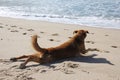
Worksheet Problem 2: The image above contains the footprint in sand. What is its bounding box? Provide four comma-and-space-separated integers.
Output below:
11, 30, 19, 32
19, 27, 23, 29
51, 33, 59, 36
49, 39, 54, 41
49, 39, 61, 42
105, 34, 109, 36
0, 26, 3, 28
8, 28, 11, 30
86, 41, 95, 44
40, 70, 47, 73
61, 68, 74, 74
67, 63, 79, 69
5, 24, 8, 26
23, 33, 27, 35
62, 63, 79, 68
11, 25, 17, 27
60, 63, 80, 74
27, 29, 34, 31
40, 31, 45, 34
111, 46, 118, 48
103, 50, 110, 53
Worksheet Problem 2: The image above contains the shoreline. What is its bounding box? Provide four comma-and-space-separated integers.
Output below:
0, 16, 120, 30
0, 16, 120, 80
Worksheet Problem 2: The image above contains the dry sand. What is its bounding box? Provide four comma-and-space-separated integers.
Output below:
0, 17, 120, 80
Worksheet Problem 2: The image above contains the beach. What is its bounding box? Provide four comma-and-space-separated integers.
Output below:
0, 17, 120, 80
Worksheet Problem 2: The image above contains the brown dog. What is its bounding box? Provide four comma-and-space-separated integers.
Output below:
10, 30, 89, 69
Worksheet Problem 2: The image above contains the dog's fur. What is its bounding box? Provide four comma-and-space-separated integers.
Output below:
10, 30, 89, 69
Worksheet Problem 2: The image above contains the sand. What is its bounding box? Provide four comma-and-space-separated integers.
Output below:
0, 17, 120, 80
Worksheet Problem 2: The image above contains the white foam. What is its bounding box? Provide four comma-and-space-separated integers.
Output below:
0, 7, 120, 29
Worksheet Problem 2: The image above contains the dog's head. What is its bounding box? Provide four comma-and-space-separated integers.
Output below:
73, 30, 89, 39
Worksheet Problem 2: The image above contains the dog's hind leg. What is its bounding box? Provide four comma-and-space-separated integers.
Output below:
19, 55, 41, 69
19, 56, 31, 69
20, 54, 53, 69
10, 55, 29, 62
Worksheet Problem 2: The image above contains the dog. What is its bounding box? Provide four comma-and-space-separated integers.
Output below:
10, 30, 89, 69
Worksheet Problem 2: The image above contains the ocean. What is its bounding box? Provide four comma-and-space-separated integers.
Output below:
0, 0, 120, 29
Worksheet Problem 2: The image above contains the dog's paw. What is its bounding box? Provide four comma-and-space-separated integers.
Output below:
19, 63, 26, 69
10, 57, 17, 62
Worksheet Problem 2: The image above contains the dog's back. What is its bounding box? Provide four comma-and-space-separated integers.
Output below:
32, 30, 88, 60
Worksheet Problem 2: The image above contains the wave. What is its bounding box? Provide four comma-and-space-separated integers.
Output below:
0, 1, 120, 29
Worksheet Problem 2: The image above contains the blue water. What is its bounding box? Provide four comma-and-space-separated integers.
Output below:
0, 0, 120, 29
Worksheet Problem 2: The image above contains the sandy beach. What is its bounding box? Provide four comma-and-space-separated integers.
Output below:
0, 17, 120, 80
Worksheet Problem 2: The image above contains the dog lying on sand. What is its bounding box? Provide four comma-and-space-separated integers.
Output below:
10, 30, 89, 69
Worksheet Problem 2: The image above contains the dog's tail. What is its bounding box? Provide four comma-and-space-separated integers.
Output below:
32, 35, 47, 53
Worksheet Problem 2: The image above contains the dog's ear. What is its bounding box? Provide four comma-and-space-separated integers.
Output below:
73, 30, 78, 34
85, 30, 89, 34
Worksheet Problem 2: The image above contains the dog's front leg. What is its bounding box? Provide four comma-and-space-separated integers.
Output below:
86, 48, 100, 52
79, 47, 87, 54
80, 43, 87, 54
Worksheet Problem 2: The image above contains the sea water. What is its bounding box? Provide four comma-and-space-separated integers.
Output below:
0, 0, 120, 29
